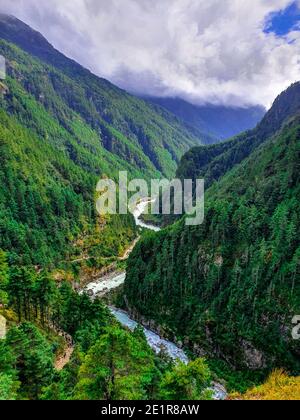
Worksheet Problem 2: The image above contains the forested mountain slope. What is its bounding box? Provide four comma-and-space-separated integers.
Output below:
158, 82, 300, 227
0, 14, 210, 267
177, 82, 300, 188
125, 95, 300, 372
0, 109, 139, 266
0, 254, 213, 401
0, 15, 219, 401
0, 14, 209, 178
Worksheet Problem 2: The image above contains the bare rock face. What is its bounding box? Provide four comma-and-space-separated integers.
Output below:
0, 315, 6, 339
242, 340, 266, 369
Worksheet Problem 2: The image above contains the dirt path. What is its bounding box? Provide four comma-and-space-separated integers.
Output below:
55, 237, 140, 367
50, 324, 75, 371
55, 344, 74, 371
119, 236, 140, 261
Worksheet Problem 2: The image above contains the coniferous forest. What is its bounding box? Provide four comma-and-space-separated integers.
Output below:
0, 10, 299, 402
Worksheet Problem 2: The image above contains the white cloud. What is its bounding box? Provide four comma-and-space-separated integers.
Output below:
0, 0, 299, 107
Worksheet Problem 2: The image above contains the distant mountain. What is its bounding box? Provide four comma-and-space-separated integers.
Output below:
145, 96, 266, 140
125, 82, 300, 372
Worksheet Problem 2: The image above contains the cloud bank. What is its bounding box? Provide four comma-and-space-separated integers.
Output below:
0, 0, 299, 107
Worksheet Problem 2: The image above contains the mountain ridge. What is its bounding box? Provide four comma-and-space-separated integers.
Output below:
0, 14, 214, 151
145, 96, 266, 140
0, 14, 210, 179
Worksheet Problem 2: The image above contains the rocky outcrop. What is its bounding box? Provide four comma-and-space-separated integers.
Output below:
241, 340, 266, 370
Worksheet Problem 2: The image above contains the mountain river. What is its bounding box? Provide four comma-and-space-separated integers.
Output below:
83, 198, 227, 400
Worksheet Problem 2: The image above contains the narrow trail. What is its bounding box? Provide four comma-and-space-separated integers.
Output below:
69, 237, 141, 264
49, 323, 75, 371
119, 236, 140, 261
54, 236, 141, 369
0, 314, 7, 339
55, 344, 74, 371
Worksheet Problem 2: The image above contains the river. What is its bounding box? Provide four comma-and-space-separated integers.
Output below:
83, 198, 227, 400
109, 307, 189, 364
132, 198, 161, 232
82, 198, 191, 364
82, 198, 158, 297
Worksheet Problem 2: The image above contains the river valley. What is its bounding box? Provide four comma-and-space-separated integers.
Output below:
82, 198, 193, 363
82, 198, 227, 400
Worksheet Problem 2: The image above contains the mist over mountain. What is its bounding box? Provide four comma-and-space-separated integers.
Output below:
0, 1, 299, 108
145, 96, 266, 140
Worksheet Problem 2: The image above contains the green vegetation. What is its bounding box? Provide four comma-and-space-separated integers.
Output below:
0, 17, 215, 401
159, 359, 212, 400
160, 83, 300, 226
0, 108, 136, 266
0, 33, 203, 179
5, 323, 54, 399
0, 263, 109, 400
207, 359, 267, 394
147, 96, 265, 141
0, 31, 206, 268
0, 14, 299, 400
177, 83, 300, 188
125, 106, 300, 373
0, 253, 212, 400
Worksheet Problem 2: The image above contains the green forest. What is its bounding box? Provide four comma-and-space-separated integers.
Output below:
125, 86, 300, 375
0, 16, 217, 401
0, 31, 209, 268
0, 13, 299, 401
0, 251, 213, 400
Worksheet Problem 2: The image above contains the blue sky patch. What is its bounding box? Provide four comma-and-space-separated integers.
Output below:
264, 1, 300, 36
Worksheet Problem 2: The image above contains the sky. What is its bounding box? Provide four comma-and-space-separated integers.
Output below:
0, 0, 299, 108
265, 1, 300, 35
